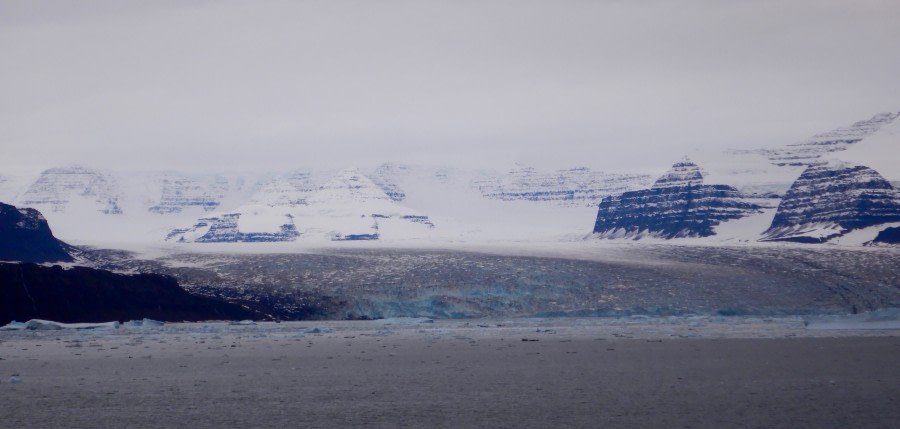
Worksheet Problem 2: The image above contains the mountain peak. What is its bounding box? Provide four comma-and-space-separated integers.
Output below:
306, 169, 392, 206
0, 201, 72, 262
761, 161, 900, 243
651, 159, 704, 189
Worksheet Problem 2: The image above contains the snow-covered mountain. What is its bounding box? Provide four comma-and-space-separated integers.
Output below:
592, 111, 900, 244
368, 163, 409, 202
247, 170, 319, 207
299, 168, 435, 240
694, 112, 900, 197
0, 166, 261, 244
592, 159, 766, 239
168, 168, 435, 242
839, 113, 900, 186
2, 163, 599, 244
148, 174, 243, 214
2, 111, 896, 247
758, 112, 899, 167
760, 161, 900, 243
19, 166, 123, 215
473, 165, 652, 207
165, 163, 643, 244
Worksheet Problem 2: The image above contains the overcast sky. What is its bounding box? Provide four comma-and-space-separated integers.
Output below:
2, 0, 899, 173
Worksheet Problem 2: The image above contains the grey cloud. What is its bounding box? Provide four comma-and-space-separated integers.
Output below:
1, 0, 898, 172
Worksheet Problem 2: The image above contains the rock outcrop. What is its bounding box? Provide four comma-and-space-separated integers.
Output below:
0, 202, 72, 262
475, 165, 652, 207
167, 213, 300, 242
869, 226, 900, 245
592, 160, 762, 239
762, 162, 900, 243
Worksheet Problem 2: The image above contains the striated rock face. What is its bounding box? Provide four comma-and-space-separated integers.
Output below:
593, 160, 762, 239
756, 112, 899, 167
368, 164, 408, 202
651, 160, 706, 189
305, 168, 397, 206
761, 162, 900, 243
0, 202, 72, 262
249, 170, 318, 207
474, 165, 652, 207
19, 166, 122, 214
148, 175, 236, 214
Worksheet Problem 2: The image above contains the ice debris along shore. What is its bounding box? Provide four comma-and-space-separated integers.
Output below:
0, 312, 897, 340
0, 318, 164, 331
803, 308, 900, 330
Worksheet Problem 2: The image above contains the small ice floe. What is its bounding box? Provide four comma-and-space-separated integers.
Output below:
229, 320, 257, 326
304, 326, 333, 334
804, 308, 900, 330
0, 320, 119, 330
376, 317, 434, 325
0, 321, 27, 331
30, 320, 120, 330
123, 319, 165, 328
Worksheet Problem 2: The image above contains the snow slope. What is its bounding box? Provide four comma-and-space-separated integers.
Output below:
839, 114, 900, 183
168, 168, 436, 243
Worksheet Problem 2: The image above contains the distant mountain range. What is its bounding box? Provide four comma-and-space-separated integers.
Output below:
166, 168, 436, 242
592, 112, 900, 244
0, 163, 640, 243
1, 111, 897, 246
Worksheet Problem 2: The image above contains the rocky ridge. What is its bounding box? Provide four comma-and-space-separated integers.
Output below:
0, 201, 72, 262
737, 112, 899, 167
474, 165, 652, 207
593, 160, 764, 239
761, 162, 900, 243
19, 166, 122, 214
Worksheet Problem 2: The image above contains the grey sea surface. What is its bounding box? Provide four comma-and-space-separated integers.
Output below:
1, 317, 898, 428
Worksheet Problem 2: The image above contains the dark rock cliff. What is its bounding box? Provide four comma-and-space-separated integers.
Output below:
869, 227, 900, 245
0, 201, 73, 262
